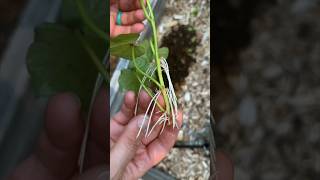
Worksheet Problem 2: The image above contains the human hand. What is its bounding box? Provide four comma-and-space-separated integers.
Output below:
110, 91, 183, 180
110, 0, 146, 38
8, 89, 108, 180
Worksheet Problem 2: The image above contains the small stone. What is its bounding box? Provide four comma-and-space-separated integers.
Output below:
192, 82, 199, 87
184, 92, 191, 102
173, 14, 184, 20
167, 20, 178, 27
201, 60, 209, 66
177, 130, 184, 141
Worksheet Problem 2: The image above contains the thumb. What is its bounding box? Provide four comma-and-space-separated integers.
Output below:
110, 115, 147, 178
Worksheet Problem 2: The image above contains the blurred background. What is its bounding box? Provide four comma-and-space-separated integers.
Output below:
213, 0, 320, 179
0, 0, 70, 178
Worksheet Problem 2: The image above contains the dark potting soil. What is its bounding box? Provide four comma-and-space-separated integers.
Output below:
0, 0, 29, 61
212, 0, 276, 122
160, 24, 199, 94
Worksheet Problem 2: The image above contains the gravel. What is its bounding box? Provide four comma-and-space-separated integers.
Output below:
154, 0, 211, 179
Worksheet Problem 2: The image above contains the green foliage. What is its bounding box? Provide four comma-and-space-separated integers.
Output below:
119, 69, 141, 92
119, 54, 152, 92
27, 0, 107, 110
110, 34, 147, 59
159, 47, 169, 59
27, 23, 106, 109
114, 37, 169, 92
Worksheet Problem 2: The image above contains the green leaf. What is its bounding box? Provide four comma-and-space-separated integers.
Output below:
119, 69, 140, 92
129, 54, 151, 72
110, 34, 146, 59
27, 23, 106, 109
110, 34, 138, 48
124, 55, 156, 93
145, 45, 169, 60
159, 47, 169, 59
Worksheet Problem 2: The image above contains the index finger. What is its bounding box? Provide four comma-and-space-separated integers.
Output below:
119, 0, 146, 12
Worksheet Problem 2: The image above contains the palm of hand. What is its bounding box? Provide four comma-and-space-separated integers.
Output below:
110, 91, 183, 179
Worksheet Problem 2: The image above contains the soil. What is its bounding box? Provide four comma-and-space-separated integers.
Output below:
0, 0, 28, 60
161, 24, 199, 94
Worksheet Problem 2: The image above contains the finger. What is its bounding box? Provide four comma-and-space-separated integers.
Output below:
110, 115, 146, 178
121, 9, 145, 25
110, 90, 161, 147
112, 91, 136, 125
128, 110, 183, 178
112, 112, 163, 149
138, 94, 166, 144
215, 151, 234, 180
153, 93, 165, 114
110, 91, 136, 147
110, 90, 152, 147
119, 0, 145, 12
140, 114, 163, 145
145, 110, 183, 166
137, 90, 152, 114
85, 88, 108, 169
111, 23, 145, 37
138, 91, 165, 115
38, 93, 84, 178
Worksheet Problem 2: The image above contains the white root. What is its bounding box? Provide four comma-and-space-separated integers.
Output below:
147, 113, 167, 137
159, 114, 168, 135
134, 63, 156, 116
136, 90, 161, 138
161, 58, 179, 128
145, 90, 161, 137
135, 58, 180, 138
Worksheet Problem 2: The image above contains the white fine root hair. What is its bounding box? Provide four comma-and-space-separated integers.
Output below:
147, 113, 167, 137
135, 58, 180, 139
161, 58, 179, 128
145, 90, 161, 137
134, 63, 156, 116
136, 90, 161, 138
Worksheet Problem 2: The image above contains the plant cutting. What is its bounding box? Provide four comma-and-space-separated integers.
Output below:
111, 0, 179, 138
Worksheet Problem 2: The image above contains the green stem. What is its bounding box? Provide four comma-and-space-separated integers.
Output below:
75, 0, 108, 41
149, 40, 155, 56
140, 0, 151, 20
131, 45, 165, 112
140, 0, 170, 113
77, 32, 109, 84
136, 74, 165, 112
